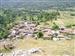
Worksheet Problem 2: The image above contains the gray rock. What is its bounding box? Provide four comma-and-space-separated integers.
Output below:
65, 36, 71, 40
27, 48, 42, 54
53, 37, 60, 41
3, 42, 15, 50
0, 53, 4, 56
12, 50, 30, 56
12, 48, 42, 56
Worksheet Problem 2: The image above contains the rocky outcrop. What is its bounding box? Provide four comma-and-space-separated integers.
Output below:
3, 42, 15, 50
0, 53, 4, 56
0, 39, 15, 51
0, 48, 43, 56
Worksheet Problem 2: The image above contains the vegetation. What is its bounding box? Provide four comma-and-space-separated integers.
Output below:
0, 8, 75, 40
52, 22, 59, 30
0, 7, 75, 56
37, 31, 43, 38
0, 8, 60, 39
70, 13, 75, 16
0, 0, 75, 56
0, 9, 16, 39
0, 0, 75, 55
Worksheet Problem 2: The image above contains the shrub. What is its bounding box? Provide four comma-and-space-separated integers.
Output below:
66, 24, 75, 28
0, 28, 9, 39
52, 22, 59, 30
66, 24, 72, 28
72, 24, 75, 26
70, 13, 75, 16
37, 31, 43, 38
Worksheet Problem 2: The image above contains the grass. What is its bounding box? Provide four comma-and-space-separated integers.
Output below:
13, 38, 75, 56
44, 10, 75, 28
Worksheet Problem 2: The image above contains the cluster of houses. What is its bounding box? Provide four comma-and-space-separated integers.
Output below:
8, 21, 38, 39
8, 21, 75, 41
42, 27, 75, 40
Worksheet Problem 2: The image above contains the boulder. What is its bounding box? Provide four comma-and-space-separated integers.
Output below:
27, 48, 42, 54
12, 48, 42, 56
53, 37, 59, 41
12, 50, 29, 56
65, 36, 71, 40
0, 53, 4, 56
3, 42, 15, 50
32, 34, 38, 39
26, 34, 33, 38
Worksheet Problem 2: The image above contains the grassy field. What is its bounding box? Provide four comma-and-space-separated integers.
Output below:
41, 10, 75, 28
13, 38, 75, 56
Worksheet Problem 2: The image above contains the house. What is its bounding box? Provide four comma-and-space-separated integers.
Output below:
59, 28, 73, 35
42, 28, 53, 40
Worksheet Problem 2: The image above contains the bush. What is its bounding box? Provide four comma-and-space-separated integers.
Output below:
66, 24, 72, 28
66, 24, 75, 28
37, 31, 43, 38
72, 24, 75, 26
0, 28, 9, 39
70, 13, 75, 16
52, 22, 59, 30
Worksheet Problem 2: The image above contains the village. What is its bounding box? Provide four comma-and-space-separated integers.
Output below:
8, 21, 75, 41
0, 21, 75, 56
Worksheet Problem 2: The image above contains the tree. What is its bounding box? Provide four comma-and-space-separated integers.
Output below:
37, 31, 43, 38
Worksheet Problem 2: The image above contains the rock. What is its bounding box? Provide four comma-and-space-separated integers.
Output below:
65, 36, 71, 40
26, 34, 33, 39
12, 50, 30, 56
52, 30, 60, 37
0, 53, 4, 56
11, 30, 16, 35
53, 38, 59, 41
12, 48, 42, 56
27, 48, 42, 54
32, 34, 38, 39
15, 35, 20, 38
3, 42, 15, 50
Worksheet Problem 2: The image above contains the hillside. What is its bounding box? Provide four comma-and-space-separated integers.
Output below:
0, 9, 75, 56
0, 0, 75, 56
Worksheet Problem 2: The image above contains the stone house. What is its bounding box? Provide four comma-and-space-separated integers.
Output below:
42, 28, 53, 40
